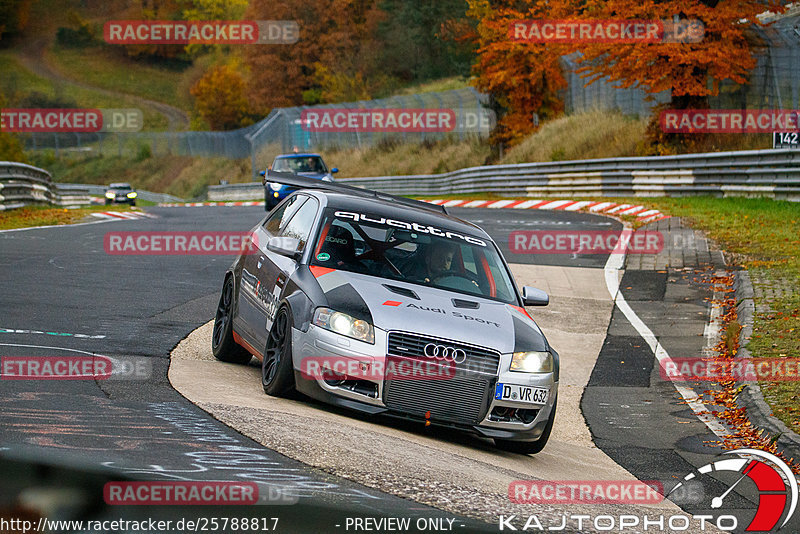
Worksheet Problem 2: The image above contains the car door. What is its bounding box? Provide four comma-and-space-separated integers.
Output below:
246, 194, 321, 352
236, 195, 306, 351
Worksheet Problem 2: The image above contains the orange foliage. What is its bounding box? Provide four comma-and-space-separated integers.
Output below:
243, 0, 384, 111
190, 64, 254, 130
466, 0, 568, 146
574, 0, 786, 102
468, 0, 787, 146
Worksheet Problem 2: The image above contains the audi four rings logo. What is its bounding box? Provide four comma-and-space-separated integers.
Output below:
423, 343, 467, 364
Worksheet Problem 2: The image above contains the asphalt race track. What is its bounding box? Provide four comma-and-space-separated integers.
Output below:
2, 205, 796, 533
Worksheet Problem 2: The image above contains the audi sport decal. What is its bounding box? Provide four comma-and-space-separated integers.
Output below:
382, 300, 402, 306
334, 211, 487, 246
402, 303, 501, 328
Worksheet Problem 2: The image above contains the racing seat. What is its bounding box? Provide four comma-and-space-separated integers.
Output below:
317, 225, 367, 273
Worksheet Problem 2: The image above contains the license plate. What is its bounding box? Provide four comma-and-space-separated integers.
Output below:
495, 383, 548, 404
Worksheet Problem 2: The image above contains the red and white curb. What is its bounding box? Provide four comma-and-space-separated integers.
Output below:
425, 199, 667, 223
90, 211, 158, 220
156, 198, 667, 222
159, 201, 262, 207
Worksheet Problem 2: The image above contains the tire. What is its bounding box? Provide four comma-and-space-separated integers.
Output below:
211, 276, 252, 364
494, 400, 557, 454
262, 306, 295, 397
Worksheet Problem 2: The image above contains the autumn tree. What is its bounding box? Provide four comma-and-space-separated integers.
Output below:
244, 0, 385, 111
466, 0, 569, 146
122, 0, 191, 61
575, 0, 785, 108
378, 0, 475, 83
562, 0, 787, 149
0, 0, 33, 43
190, 63, 254, 130
182, 0, 248, 57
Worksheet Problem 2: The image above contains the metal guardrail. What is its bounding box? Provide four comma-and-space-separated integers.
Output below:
0, 162, 184, 209
205, 148, 800, 202
207, 182, 264, 201
333, 148, 800, 201
0, 162, 64, 210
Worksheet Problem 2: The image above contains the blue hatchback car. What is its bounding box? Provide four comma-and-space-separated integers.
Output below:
262, 154, 337, 210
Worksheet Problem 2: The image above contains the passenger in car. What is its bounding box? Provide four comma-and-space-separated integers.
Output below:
317, 225, 369, 273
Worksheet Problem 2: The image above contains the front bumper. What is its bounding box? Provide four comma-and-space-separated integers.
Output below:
291, 325, 558, 441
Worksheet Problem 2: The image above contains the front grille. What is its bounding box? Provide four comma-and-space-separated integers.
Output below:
383, 364, 492, 425
387, 332, 500, 375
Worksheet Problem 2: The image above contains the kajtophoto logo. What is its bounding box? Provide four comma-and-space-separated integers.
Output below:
499, 449, 798, 531
666, 449, 798, 532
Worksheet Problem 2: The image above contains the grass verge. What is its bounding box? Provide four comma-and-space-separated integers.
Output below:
47, 46, 193, 113
0, 52, 169, 131
0, 205, 133, 230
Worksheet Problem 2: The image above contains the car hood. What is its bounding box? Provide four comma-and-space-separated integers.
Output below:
297, 172, 329, 180
309, 267, 548, 354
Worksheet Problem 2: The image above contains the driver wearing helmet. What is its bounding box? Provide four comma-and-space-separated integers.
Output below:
403, 241, 457, 283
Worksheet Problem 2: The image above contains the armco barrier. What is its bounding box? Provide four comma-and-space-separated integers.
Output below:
0, 161, 57, 210
0, 161, 182, 209
332, 148, 800, 201
207, 182, 264, 202
205, 148, 800, 202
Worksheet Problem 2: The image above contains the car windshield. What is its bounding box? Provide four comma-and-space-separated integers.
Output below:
273, 156, 327, 174
310, 208, 518, 304
109, 184, 132, 191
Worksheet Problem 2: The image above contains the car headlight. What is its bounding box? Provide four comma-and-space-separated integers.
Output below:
105, 191, 115, 199
313, 307, 374, 344
269, 182, 282, 191
510, 351, 553, 373
126, 192, 137, 198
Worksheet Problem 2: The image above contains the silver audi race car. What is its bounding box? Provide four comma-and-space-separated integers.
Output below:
212, 174, 559, 453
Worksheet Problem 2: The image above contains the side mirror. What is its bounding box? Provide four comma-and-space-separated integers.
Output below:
267, 236, 301, 260
522, 286, 549, 307
331, 168, 339, 173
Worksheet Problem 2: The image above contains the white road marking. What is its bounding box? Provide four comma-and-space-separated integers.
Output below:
604, 226, 730, 438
